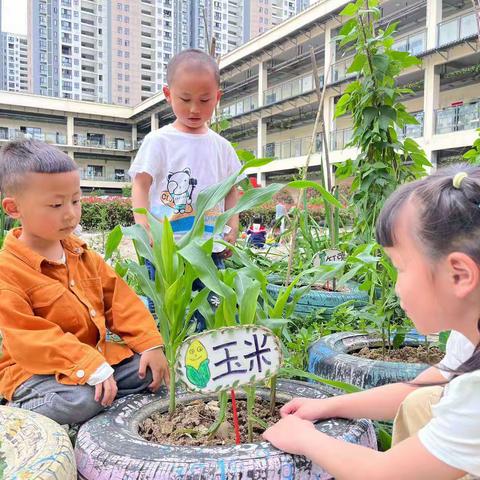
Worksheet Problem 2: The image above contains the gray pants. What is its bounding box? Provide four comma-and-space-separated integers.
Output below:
9, 354, 152, 425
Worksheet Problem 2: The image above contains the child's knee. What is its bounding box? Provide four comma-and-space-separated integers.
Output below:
402, 385, 443, 417
53, 387, 104, 425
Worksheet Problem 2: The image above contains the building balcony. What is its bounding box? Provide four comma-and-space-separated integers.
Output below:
397, 111, 424, 140
438, 11, 477, 48
393, 30, 427, 57
330, 128, 353, 151
80, 171, 131, 183
435, 99, 480, 134
74, 135, 135, 151
263, 134, 322, 159
264, 70, 319, 106
0, 129, 67, 145
221, 93, 258, 118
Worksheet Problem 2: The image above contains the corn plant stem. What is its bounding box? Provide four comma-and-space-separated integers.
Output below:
245, 386, 255, 443
285, 48, 333, 286
168, 364, 176, 417
269, 375, 277, 416
207, 391, 228, 437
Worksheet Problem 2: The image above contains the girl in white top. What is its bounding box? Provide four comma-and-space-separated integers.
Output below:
263, 165, 480, 479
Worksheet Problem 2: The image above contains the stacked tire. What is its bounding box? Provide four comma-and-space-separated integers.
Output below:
0, 405, 76, 479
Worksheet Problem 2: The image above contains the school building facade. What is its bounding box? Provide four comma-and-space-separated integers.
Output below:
0, 0, 478, 192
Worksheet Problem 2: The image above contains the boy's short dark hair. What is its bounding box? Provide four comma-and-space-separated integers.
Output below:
166, 49, 220, 86
0, 139, 78, 195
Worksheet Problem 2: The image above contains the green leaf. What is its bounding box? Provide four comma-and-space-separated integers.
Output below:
340, 3, 359, 16
363, 106, 378, 125
214, 183, 285, 235
335, 93, 351, 117
347, 54, 366, 73
392, 332, 405, 349
287, 180, 342, 208
372, 54, 390, 74
279, 366, 362, 394
104, 225, 123, 261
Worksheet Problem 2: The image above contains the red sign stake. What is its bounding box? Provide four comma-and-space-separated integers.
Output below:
230, 389, 241, 445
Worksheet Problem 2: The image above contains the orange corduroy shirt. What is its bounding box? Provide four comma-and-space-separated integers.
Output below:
0, 228, 163, 401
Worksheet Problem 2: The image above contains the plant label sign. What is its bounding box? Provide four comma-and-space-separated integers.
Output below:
176, 326, 282, 394
324, 249, 346, 264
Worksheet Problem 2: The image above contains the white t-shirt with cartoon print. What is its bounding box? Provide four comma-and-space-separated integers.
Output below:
129, 124, 242, 251
418, 330, 480, 477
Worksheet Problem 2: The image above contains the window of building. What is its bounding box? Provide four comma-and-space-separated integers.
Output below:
86, 165, 104, 178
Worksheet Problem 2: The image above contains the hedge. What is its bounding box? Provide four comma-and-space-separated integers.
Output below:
80, 197, 352, 231
81, 197, 134, 231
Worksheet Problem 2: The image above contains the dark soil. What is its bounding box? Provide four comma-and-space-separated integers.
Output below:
352, 345, 444, 364
138, 398, 280, 446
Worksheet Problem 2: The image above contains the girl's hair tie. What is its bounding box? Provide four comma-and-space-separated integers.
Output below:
453, 172, 468, 189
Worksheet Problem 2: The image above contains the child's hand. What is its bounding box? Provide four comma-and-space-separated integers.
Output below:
262, 415, 316, 455
139, 348, 170, 392
280, 397, 330, 421
223, 230, 237, 245
94, 375, 118, 407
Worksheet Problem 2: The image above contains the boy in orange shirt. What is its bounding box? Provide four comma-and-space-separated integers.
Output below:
0, 139, 169, 426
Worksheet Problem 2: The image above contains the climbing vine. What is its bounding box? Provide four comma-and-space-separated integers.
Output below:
334, 0, 430, 243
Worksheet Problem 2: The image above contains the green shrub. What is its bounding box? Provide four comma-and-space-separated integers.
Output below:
81, 197, 134, 231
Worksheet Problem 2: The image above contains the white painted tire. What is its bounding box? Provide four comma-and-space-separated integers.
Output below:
0, 405, 77, 479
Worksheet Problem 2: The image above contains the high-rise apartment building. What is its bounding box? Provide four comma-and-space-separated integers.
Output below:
24, 0, 310, 105
0, 32, 29, 93
0, 1, 30, 93
28, 0, 111, 102
244, 0, 310, 40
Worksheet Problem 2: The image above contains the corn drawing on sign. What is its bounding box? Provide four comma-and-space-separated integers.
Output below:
185, 340, 211, 389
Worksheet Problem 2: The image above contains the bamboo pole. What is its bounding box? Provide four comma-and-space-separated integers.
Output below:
285, 47, 334, 286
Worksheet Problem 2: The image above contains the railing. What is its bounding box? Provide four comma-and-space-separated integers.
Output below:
264, 71, 320, 106
0, 130, 67, 144
438, 11, 478, 47
397, 111, 424, 139
263, 134, 323, 159
220, 93, 258, 118
0, 129, 137, 151
80, 171, 131, 183
330, 57, 355, 84
393, 30, 427, 56
74, 135, 134, 150
435, 99, 480, 134
330, 128, 353, 151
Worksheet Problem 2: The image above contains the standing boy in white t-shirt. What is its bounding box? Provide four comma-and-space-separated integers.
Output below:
129, 49, 242, 329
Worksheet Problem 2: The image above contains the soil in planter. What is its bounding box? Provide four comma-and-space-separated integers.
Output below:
138, 398, 280, 446
353, 345, 444, 364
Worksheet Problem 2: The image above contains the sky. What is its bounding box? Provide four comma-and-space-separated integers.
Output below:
1, 0, 27, 35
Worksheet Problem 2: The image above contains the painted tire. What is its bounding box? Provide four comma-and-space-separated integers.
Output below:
75, 380, 376, 480
266, 280, 368, 318
0, 405, 77, 479
309, 331, 429, 389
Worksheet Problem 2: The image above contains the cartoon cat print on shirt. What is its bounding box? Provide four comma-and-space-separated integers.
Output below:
160, 168, 197, 214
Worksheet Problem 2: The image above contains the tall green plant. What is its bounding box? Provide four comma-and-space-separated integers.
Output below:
464, 128, 480, 164
334, 0, 430, 243
105, 158, 340, 416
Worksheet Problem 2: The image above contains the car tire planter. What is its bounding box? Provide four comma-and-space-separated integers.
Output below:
75, 380, 376, 480
266, 279, 368, 318
0, 405, 77, 479
309, 331, 429, 390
